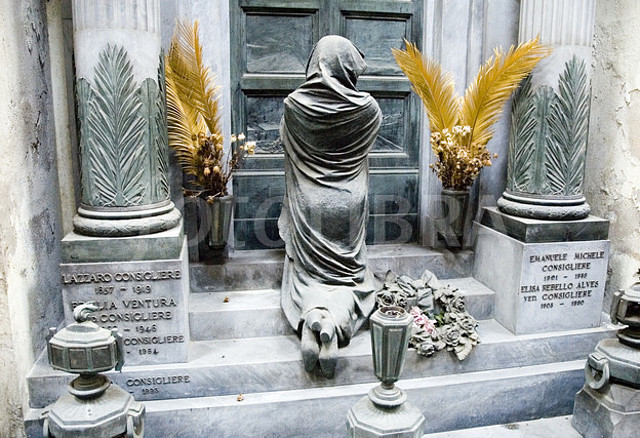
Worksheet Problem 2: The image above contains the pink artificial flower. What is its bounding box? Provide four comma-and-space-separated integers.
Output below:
410, 307, 437, 336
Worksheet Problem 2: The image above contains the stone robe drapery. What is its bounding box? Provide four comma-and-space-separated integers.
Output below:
278, 36, 381, 347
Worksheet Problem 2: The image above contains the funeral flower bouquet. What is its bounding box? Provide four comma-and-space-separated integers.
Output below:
165, 20, 254, 201
429, 125, 494, 190
375, 270, 480, 361
393, 38, 549, 190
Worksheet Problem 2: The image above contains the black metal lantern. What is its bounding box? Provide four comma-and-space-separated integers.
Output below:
573, 275, 640, 437
611, 284, 640, 348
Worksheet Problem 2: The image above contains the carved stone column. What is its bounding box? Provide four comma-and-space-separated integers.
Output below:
61, 1, 190, 368
475, 0, 609, 337
497, 0, 596, 220
72, 0, 180, 236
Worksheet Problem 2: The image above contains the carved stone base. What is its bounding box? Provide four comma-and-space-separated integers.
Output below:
43, 382, 145, 438
572, 382, 640, 438
480, 207, 609, 243
73, 201, 181, 237
346, 395, 424, 437
61, 238, 190, 366
474, 223, 608, 334
497, 192, 590, 220
592, 339, 640, 387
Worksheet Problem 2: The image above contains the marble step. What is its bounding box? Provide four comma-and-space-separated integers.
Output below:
25, 360, 588, 437
188, 277, 495, 341
26, 319, 615, 409
189, 244, 474, 293
424, 415, 580, 438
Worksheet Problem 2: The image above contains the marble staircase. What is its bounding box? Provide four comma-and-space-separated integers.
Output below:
24, 245, 615, 437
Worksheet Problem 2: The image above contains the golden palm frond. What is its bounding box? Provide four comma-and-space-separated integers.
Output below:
459, 37, 550, 148
166, 19, 220, 136
392, 41, 459, 134
165, 20, 253, 197
165, 63, 206, 177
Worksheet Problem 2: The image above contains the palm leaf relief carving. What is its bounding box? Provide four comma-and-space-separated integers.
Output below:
76, 78, 96, 204
156, 52, 170, 200
507, 75, 537, 192
548, 56, 590, 196
139, 78, 162, 202
87, 45, 147, 206
530, 85, 555, 195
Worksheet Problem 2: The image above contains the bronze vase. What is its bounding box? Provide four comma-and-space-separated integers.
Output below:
440, 188, 470, 245
206, 195, 234, 249
368, 306, 413, 407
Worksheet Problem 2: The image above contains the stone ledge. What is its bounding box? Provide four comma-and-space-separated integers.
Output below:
190, 244, 474, 293
423, 415, 579, 437
26, 319, 615, 408
479, 207, 609, 243
188, 277, 495, 341
25, 361, 588, 437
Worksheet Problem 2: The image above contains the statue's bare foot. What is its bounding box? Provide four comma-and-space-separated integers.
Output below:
319, 332, 338, 378
301, 308, 338, 377
301, 321, 320, 372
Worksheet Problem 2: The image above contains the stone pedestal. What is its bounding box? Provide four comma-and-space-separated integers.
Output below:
59, 0, 190, 367
347, 397, 425, 438
61, 226, 189, 366
474, 207, 609, 335
572, 382, 640, 438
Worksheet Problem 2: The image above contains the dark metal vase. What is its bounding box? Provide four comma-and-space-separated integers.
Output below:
369, 306, 414, 407
206, 195, 234, 249
346, 306, 425, 437
440, 188, 470, 244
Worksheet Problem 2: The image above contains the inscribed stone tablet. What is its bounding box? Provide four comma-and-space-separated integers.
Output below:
474, 224, 609, 334
60, 239, 189, 365
517, 240, 609, 333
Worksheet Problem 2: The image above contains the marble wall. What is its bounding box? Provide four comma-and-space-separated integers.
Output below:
585, 0, 640, 306
420, 0, 520, 246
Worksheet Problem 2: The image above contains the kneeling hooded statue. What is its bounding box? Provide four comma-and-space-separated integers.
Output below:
279, 35, 381, 378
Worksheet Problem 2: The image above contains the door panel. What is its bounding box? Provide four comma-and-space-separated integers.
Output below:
231, 0, 423, 249
245, 14, 316, 74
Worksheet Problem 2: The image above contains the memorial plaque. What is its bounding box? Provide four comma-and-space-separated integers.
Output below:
474, 224, 609, 335
518, 240, 609, 333
60, 239, 189, 366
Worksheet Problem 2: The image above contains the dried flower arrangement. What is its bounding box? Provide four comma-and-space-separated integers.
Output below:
393, 38, 549, 190
165, 20, 254, 201
375, 270, 479, 361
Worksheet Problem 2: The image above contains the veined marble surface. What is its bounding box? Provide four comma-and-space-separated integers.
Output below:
425, 415, 580, 437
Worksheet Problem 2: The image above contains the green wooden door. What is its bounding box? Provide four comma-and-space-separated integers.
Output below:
231, 0, 423, 249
